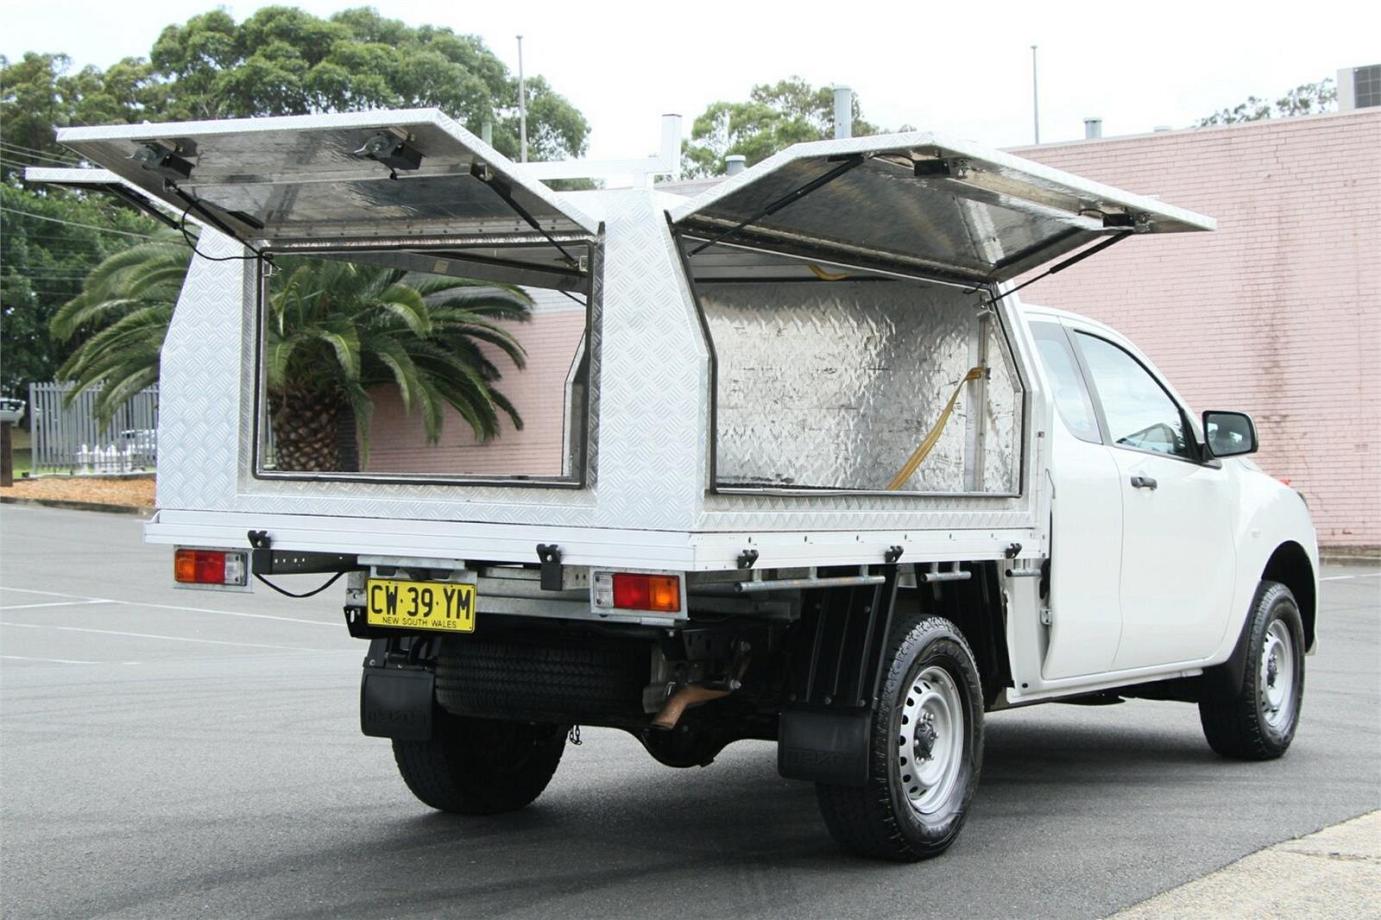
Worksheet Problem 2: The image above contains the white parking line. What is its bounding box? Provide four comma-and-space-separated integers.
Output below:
0, 587, 113, 601
1320, 573, 1381, 582
0, 600, 113, 611
1, 654, 135, 665
0, 585, 335, 627
0, 621, 337, 653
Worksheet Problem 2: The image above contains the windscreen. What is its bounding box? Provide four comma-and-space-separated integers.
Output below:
254, 243, 592, 484
701, 278, 1022, 493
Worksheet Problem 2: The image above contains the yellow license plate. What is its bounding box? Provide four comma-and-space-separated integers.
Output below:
365, 578, 477, 633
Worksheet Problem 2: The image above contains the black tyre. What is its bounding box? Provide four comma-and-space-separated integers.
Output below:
392, 711, 568, 815
815, 615, 984, 861
1199, 581, 1305, 760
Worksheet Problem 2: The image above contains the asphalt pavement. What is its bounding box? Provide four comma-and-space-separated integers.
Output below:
1, 504, 1378, 919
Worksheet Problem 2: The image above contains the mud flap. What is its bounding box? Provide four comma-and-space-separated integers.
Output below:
360, 667, 434, 741
778, 708, 870, 787
776, 566, 899, 786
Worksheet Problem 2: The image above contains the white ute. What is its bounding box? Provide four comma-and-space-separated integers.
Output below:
40, 109, 1318, 860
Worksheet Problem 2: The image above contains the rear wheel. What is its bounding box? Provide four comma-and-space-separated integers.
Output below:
392, 711, 568, 814
1199, 581, 1305, 760
815, 615, 984, 861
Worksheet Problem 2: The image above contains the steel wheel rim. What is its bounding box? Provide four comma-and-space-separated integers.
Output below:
1259, 619, 1295, 731
897, 665, 966, 816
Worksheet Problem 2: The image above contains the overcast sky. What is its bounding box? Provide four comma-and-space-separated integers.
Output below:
4, 0, 1378, 160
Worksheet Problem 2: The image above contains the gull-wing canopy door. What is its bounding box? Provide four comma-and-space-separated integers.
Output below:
670, 132, 1213, 285
23, 167, 181, 229
55, 108, 596, 251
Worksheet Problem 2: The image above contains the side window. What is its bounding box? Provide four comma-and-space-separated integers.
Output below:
1031, 323, 1102, 444
1075, 333, 1193, 460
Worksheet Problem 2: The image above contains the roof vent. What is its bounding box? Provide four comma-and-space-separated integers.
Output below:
725, 155, 747, 176
1083, 118, 1103, 139
1338, 64, 1381, 110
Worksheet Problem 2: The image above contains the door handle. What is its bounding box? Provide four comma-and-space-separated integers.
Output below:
1130, 475, 1158, 490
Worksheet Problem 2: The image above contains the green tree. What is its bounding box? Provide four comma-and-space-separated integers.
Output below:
50, 241, 532, 472
264, 257, 530, 471
0, 52, 164, 175
0, 184, 161, 396
1197, 78, 1336, 127
145, 6, 588, 161
1, 8, 589, 401
46, 230, 187, 419
682, 78, 893, 178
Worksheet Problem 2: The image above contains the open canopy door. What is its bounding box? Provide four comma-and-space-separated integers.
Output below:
23, 167, 182, 229
55, 109, 596, 248
670, 132, 1213, 285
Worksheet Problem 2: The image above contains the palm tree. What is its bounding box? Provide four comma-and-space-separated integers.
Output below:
52, 238, 532, 472
264, 256, 529, 471
49, 230, 188, 424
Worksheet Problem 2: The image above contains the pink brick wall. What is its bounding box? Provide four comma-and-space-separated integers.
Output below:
363, 309, 586, 477
1010, 110, 1381, 548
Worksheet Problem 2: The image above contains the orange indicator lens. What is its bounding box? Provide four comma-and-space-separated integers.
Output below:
174, 548, 229, 584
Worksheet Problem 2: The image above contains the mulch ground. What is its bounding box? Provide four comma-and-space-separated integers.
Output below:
0, 475, 155, 509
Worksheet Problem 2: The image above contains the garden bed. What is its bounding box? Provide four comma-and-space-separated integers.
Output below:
0, 474, 155, 510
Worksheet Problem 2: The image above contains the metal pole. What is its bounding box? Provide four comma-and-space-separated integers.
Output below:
1, 423, 12, 487
517, 35, 528, 163
1030, 44, 1040, 145
832, 85, 853, 139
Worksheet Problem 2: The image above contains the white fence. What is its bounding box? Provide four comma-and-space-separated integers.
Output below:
28, 382, 158, 474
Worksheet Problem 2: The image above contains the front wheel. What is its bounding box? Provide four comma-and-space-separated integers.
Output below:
815, 615, 984, 861
392, 712, 569, 814
1199, 581, 1305, 760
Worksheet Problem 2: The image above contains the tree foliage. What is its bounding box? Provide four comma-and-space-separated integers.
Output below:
264, 256, 530, 470
682, 78, 897, 178
0, 184, 161, 396
145, 7, 587, 161
2, 9, 588, 165
1197, 78, 1337, 127
0, 8, 590, 398
46, 230, 188, 421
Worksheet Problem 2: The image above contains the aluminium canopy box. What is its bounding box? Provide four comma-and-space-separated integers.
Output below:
55, 109, 1212, 572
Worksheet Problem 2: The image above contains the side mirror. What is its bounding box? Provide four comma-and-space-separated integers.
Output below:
1202, 410, 1258, 458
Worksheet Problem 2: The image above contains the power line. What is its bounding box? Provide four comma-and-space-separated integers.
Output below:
0, 152, 81, 170
0, 207, 156, 239
0, 151, 82, 170
0, 140, 81, 164
0, 138, 80, 158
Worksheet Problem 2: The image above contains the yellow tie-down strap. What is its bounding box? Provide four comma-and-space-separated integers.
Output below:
886, 366, 986, 491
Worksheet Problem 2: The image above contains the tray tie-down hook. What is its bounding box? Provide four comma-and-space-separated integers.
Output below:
535, 543, 563, 591
247, 529, 272, 574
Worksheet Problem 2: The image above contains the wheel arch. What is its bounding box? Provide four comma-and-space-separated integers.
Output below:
1262, 540, 1316, 651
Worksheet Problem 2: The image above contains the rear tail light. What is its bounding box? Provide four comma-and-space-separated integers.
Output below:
174, 548, 248, 587
592, 571, 682, 613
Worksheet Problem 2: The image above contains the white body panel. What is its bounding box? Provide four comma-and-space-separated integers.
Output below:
1043, 423, 1124, 679
1110, 448, 1238, 670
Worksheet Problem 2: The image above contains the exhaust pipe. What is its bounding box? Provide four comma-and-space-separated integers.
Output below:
652, 685, 731, 730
